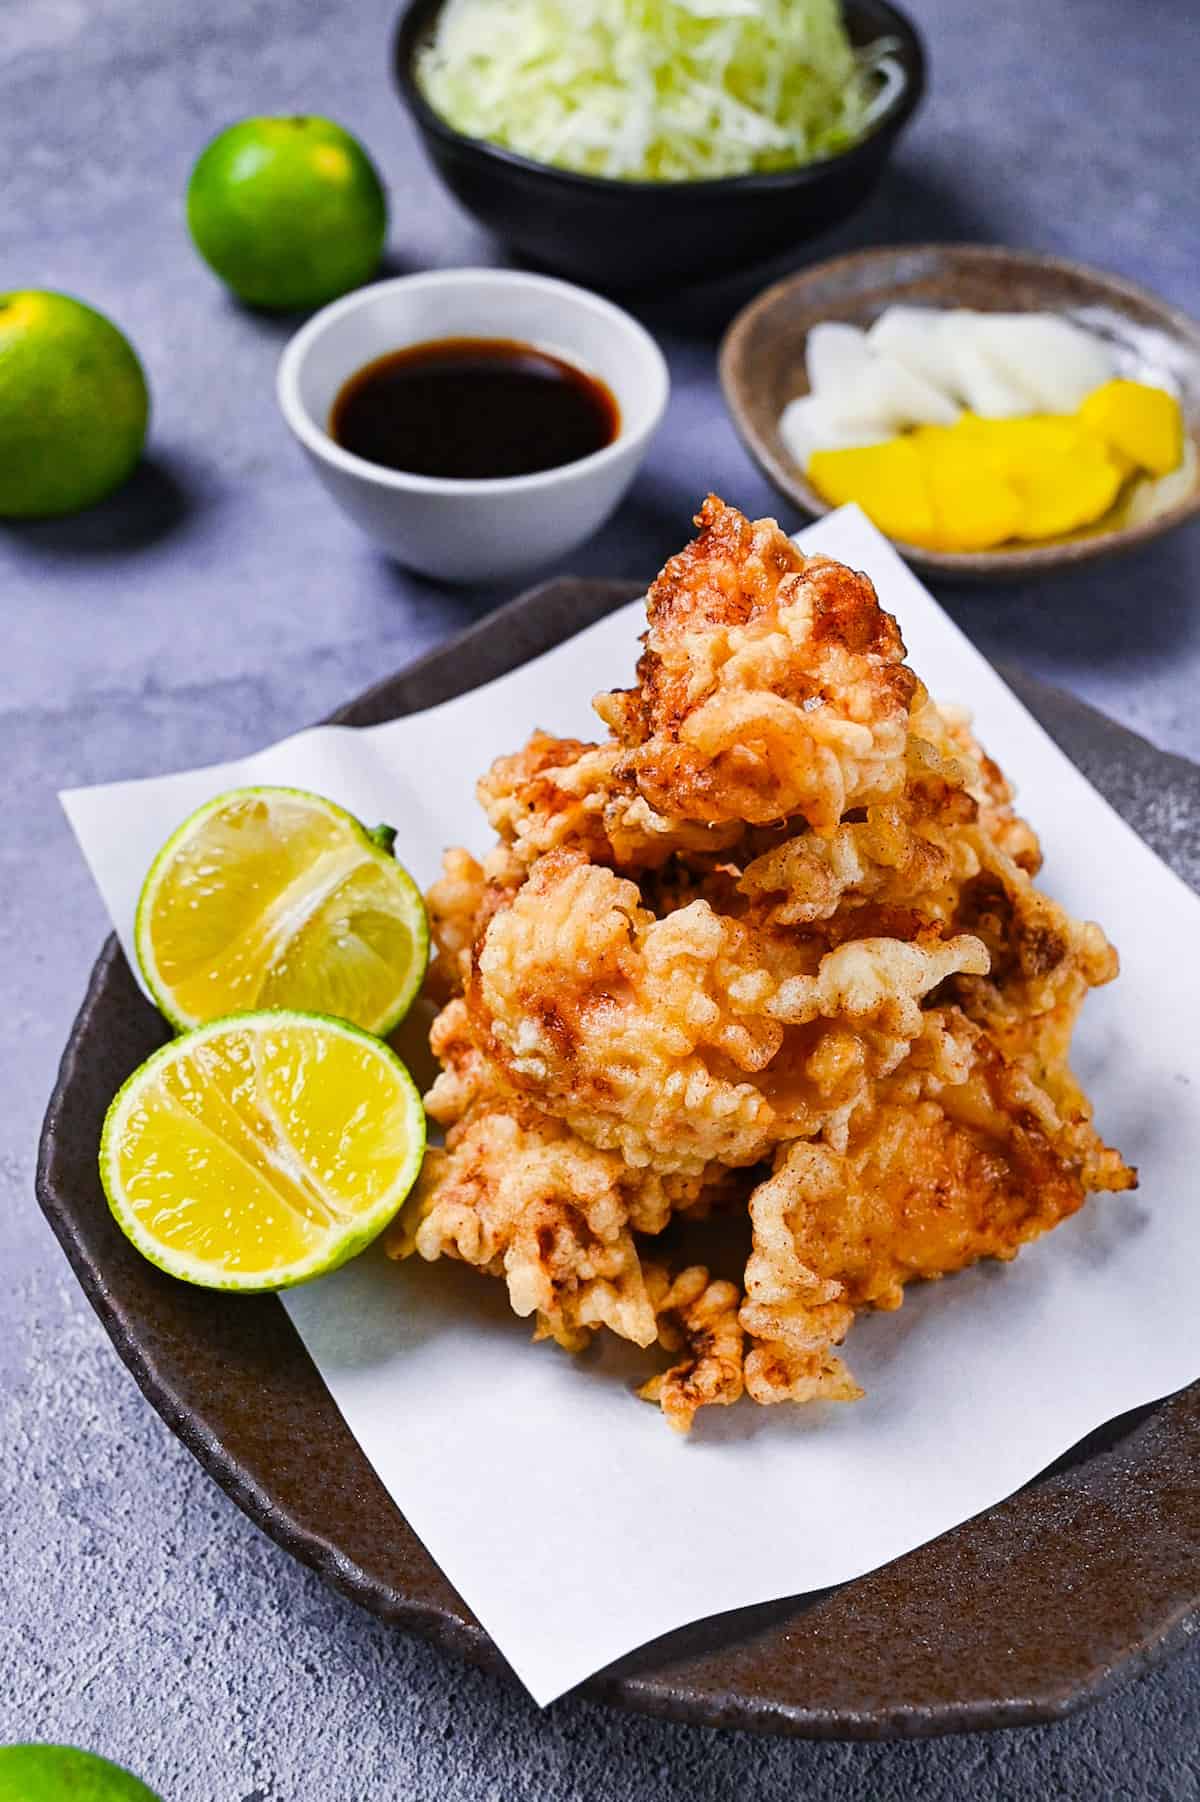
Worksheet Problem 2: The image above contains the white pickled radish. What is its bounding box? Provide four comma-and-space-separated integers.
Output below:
843, 352, 961, 428
805, 322, 874, 395
779, 394, 891, 467
936, 314, 1031, 417
972, 313, 1116, 413
805, 316, 959, 431
789, 305, 1117, 453
867, 306, 963, 397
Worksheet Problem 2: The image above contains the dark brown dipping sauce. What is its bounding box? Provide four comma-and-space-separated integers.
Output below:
329, 336, 620, 480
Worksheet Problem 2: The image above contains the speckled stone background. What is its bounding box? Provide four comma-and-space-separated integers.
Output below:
3, 0, 1200, 1795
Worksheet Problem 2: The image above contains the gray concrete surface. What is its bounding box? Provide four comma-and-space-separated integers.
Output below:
3, 0, 1199, 1795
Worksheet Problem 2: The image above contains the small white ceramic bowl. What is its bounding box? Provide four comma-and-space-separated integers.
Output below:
276, 268, 669, 583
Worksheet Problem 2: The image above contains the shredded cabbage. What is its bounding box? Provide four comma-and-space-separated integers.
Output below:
416, 0, 894, 182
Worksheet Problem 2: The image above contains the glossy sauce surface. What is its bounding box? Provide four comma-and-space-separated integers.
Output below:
329, 336, 620, 479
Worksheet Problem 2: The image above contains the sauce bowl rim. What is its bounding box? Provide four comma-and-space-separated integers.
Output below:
276, 268, 671, 497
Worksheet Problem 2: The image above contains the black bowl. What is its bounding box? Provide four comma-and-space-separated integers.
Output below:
393, 0, 926, 292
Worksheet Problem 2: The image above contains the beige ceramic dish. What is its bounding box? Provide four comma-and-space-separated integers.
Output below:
720, 243, 1200, 580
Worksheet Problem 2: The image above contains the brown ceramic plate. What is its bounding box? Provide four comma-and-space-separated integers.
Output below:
720, 244, 1200, 580
37, 576, 1200, 1739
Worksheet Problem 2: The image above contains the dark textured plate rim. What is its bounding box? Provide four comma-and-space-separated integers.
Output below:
719, 243, 1200, 579
392, 0, 926, 197
36, 575, 1200, 1739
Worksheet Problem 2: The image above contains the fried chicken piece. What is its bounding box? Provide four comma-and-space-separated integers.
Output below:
736, 798, 973, 931
638, 1265, 745, 1432
743, 1341, 864, 1408
741, 1013, 1134, 1396
390, 1100, 672, 1350
735, 804, 1132, 1396
478, 731, 745, 874
422, 996, 492, 1125
391, 1089, 737, 1357
949, 838, 1115, 1069
398, 496, 1132, 1428
732, 693, 994, 933
424, 845, 522, 999
424, 847, 487, 998
938, 701, 1042, 874
396, 980, 735, 1357
593, 496, 918, 834
472, 846, 989, 1173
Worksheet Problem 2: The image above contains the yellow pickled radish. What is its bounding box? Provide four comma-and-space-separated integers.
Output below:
1078, 378, 1184, 477
910, 425, 1023, 551
807, 438, 937, 547
985, 417, 1125, 538
809, 403, 1141, 552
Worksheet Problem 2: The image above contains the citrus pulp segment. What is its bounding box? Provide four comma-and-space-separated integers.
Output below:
135, 786, 428, 1035
100, 1011, 426, 1290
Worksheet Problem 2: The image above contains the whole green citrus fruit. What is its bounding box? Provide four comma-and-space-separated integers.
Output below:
0, 1743, 163, 1801
187, 116, 388, 310
0, 292, 149, 518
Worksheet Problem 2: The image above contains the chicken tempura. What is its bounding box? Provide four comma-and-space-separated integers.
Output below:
389, 496, 1134, 1430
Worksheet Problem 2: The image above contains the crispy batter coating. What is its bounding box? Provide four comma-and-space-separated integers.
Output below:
424, 846, 517, 1000
741, 1013, 1132, 1394
638, 1266, 745, 1433
395, 979, 734, 1360
594, 495, 918, 834
392, 1101, 664, 1349
478, 732, 745, 873
472, 846, 988, 1173
939, 702, 1043, 874
390, 497, 1134, 1430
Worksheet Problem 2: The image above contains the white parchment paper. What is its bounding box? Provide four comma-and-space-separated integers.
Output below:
63, 508, 1200, 1706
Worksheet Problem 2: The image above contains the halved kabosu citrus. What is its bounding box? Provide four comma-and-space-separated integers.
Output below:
100, 1011, 425, 1290
135, 786, 428, 1035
